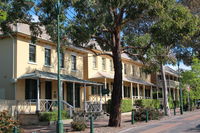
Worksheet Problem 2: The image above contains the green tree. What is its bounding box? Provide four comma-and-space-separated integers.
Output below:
0, 2, 7, 23
181, 58, 200, 99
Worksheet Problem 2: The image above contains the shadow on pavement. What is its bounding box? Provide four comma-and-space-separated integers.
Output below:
185, 124, 200, 132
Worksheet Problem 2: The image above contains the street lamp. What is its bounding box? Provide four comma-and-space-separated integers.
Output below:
177, 60, 183, 115
23, 0, 64, 132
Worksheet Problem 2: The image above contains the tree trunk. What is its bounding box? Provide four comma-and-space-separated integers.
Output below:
108, 31, 123, 127
160, 63, 171, 116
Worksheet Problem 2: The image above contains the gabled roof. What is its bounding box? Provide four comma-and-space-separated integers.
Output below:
18, 70, 102, 85
164, 66, 179, 76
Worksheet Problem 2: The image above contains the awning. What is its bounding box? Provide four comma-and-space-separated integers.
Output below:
90, 72, 155, 86
18, 70, 102, 85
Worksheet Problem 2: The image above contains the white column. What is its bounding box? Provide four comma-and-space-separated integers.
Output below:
130, 82, 133, 106
137, 84, 140, 99
73, 82, 75, 109
157, 87, 159, 99
143, 85, 145, 99
150, 86, 153, 99
36, 78, 40, 112
61, 81, 63, 100
84, 84, 87, 112
173, 88, 176, 101
104, 78, 107, 101
122, 81, 124, 99
100, 85, 102, 111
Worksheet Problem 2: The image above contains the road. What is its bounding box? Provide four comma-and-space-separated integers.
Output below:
119, 111, 200, 133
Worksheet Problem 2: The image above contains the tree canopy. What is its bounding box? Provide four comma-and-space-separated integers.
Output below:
181, 58, 200, 99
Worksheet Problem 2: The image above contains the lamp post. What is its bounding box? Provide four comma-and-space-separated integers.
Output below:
178, 60, 183, 115
56, 0, 64, 132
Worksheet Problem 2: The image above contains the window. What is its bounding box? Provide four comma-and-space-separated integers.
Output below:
29, 44, 36, 62
25, 79, 37, 99
45, 48, 51, 66
139, 68, 142, 78
110, 59, 113, 71
91, 86, 100, 95
60, 52, 64, 68
132, 65, 135, 76
93, 55, 97, 68
71, 55, 77, 70
124, 86, 130, 98
124, 64, 127, 74
102, 58, 106, 70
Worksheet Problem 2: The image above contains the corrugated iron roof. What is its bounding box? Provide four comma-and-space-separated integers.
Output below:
90, 72, 155, 86
18, 70, 102, 85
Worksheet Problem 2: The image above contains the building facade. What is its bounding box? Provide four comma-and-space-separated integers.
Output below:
0, 24, 179, 114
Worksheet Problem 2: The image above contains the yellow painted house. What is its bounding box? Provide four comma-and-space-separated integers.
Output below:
0, 24, 179, 114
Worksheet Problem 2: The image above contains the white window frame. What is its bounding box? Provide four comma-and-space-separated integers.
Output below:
29, 43, 36, 63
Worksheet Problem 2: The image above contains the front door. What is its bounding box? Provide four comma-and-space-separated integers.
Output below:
66, 83, 80, 108
45, 81, 52, 99
45, 81, 52, 111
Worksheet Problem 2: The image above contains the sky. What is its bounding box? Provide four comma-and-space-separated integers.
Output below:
167, 62, 191, 71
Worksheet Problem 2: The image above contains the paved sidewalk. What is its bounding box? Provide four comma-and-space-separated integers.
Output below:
22, 110, 200, 133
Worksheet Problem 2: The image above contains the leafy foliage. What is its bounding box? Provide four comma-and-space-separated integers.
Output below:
181, 58, 200, 99
121, 99, 133, 113
135, 99, 160, 109
71, 120, 87, 131
39, 111, 69, 122
134, 108, 164, 121
0, 110, 19, 133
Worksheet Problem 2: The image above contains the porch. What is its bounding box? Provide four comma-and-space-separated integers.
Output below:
88, 72, 156, 106
15, 70, 103, 116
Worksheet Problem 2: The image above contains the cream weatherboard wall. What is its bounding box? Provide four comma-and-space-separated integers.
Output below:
0, 37, 16, 100
15, 35, 85, 101
87, 52, 151, 82
16, 36, 84, 79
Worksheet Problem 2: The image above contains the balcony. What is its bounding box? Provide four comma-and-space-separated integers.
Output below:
157, 80, 179, 88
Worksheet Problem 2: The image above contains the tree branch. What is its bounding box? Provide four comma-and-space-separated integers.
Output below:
84, 48, 113, 58
91, 35, 113, 47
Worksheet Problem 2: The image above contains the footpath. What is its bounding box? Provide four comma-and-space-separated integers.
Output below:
22, 109, 200, 133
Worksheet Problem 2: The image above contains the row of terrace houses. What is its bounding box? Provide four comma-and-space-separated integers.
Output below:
0, 23, 180, 114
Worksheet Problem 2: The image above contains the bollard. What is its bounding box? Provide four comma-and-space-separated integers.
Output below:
146, 110, 148, 123
131, 110, 135, 124
90, 116, 94, 133
173, 101, 176, 116
13, 126, 17, 133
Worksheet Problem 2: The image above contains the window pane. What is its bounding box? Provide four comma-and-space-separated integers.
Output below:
102, 58, 106, 70
29, 44, 36, 62
60, 52, 64, 68
71, 55, 76, 70
93, 56, 97, 68
45, 48, 51, 66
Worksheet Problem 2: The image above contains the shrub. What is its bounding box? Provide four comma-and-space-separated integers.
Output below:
134, 108, 164, 121
121, 99, 133, 113
71, 120, 87, 131
0, 110, 19, 133
135, 99, 160, 109
39, 111, 69, 122
106, 99, 133, 113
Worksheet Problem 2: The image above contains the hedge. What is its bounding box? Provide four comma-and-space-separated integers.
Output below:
39, 111, 70, 122
121, 99, 133, 113
106, 99, 133, 113
135, 99, 160, 109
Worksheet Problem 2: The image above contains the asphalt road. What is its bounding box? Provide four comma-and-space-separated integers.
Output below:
119, 111, 200, 133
